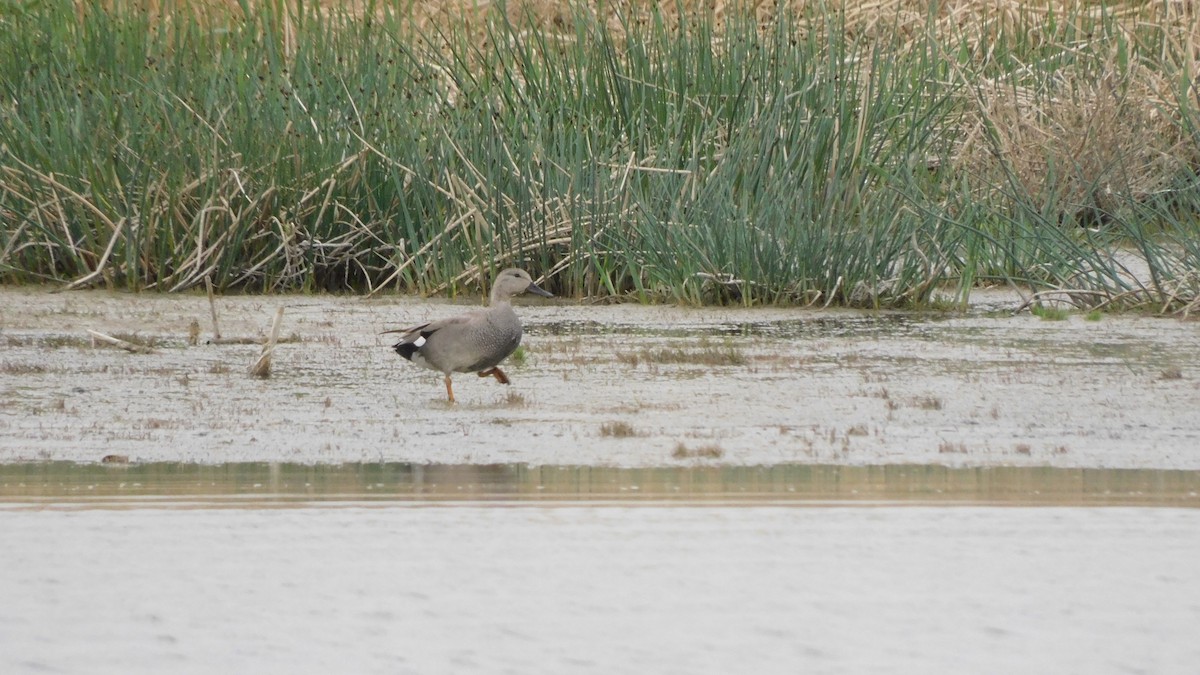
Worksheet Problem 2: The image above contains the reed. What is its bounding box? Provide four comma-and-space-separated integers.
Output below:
1, 1, 1197, 311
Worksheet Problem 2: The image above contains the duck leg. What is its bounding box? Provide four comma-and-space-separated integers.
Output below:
444, 374, 456, 403
477, 367, 510, 385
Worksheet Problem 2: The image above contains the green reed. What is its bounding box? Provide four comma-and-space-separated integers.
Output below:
0, 1, 1197, 311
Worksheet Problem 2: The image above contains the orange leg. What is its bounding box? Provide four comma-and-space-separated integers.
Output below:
478, 367, 510, 385
444, 374, 456, 403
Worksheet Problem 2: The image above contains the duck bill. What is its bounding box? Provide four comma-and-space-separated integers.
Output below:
526, 282, 554, 298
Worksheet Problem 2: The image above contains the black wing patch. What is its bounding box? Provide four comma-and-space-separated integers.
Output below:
392, 325, 435, 361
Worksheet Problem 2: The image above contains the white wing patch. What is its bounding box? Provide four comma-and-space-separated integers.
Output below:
413, 335, 426, 347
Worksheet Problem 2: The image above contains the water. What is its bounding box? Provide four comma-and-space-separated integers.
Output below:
3, 461, 1199, 506
2, 502, 1198, 674
2, 463, 1199, 674
4, 288, 1200, 672
4, 289, 1199, 469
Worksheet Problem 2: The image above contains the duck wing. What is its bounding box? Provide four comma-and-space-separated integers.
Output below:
383, 312, 475, 339
383, 312, 482, 361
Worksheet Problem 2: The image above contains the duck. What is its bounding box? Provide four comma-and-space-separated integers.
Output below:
384, 268, 553, 403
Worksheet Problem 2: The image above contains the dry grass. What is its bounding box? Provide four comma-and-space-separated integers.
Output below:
958, 61, 1192, 211
599, 421, 638, 438
249, 307, 285, 378
938, 440, 968, 454
1, 362, 49, 375
501, 390, 528, 407
114, 0, 1197, 43
618, 343, 747, 367
3, 335, 92, 349
915, 396, 944, 411
672, 442, 724, 459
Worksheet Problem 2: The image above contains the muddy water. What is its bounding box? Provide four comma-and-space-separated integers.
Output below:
2, 461, 1199, 506
2, 287, 1199, 468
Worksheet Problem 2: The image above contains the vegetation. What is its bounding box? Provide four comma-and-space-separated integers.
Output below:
672, 442, 724, 459
1, 0, 1198, 312
1030, 304, 1070, 321
618, 340, 747, 366
600, 420, 638, 438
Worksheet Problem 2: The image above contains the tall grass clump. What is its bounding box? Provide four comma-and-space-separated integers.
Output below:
941, 2, 1200, 312
1, 0, 442, 292
409, 5, 965, 306
1, 0, 1198, 312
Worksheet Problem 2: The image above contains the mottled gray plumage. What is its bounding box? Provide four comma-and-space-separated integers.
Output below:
386, 268, 552, 403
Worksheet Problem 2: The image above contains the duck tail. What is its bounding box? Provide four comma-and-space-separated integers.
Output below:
392, 330, 430, 361
393, 340, 419, 361
387, 323, 431, 362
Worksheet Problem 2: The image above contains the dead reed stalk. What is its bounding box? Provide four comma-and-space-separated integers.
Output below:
206, 276, 221, 341
249, 306, 286, 378
86, 330, 156, 354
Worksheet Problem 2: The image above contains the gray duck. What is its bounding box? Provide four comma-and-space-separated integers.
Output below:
385, 268, 552, 403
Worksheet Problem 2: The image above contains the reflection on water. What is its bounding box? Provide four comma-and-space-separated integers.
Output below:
1, 462, 1197, 506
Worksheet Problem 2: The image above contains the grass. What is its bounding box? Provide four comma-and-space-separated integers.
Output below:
0, 1, 1197, 312
111, 333, 160, 349
501, 390, 528, 407
1, 362, 48, 375
1031, 305, 1071, 321
3, 335, 93, 349
915, 396, 944, 411
618, 342, 747, 367
599, 421, 637, 438
672, 442, 724, 459
938, 441, 967, 454
508, 346, 528, 367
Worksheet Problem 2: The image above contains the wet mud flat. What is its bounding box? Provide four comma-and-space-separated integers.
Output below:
2, 283, 1200, 468
1, 286, 1199, 469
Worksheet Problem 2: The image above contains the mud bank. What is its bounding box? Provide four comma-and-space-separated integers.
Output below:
1, 287, 1198, 468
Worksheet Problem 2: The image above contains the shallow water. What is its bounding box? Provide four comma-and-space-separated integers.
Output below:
2, 503, 1198, 674
4, 463, 1196, 673
2, 461, 1199, 507
4, 289, 1199, 673
2, 287, 1199, 468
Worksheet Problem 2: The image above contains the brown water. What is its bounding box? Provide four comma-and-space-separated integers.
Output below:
3, 461, 1198, 507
